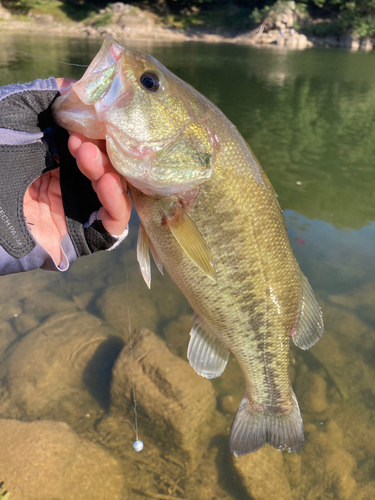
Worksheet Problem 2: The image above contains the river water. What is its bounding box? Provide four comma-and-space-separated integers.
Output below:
0, 31, 375, 500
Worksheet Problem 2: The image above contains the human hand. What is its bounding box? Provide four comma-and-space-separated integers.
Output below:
24, 135, 132, 265
24, 78, 132, 266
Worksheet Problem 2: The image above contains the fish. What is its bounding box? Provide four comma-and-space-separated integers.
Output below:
52, 37, 324, 456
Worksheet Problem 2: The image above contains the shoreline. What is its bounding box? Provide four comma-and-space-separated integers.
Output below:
0, 18, 373, 51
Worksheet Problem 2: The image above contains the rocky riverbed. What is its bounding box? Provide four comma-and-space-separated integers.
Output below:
0, 228, 375, 499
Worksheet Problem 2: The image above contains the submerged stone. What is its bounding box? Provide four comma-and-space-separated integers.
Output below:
301, 429, 357, 500
97, 282, 159, 334
0, 419, 125, 500
1, 310, 123, 422
0, 322, 17, 358
296, 372, 328, 414
110, 327, 216, 467
233, 445, 292, 500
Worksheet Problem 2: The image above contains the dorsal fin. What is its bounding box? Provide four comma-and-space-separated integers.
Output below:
292, 272, 324, 350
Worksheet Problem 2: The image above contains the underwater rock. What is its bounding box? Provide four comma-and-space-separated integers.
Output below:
1, 310, 124, 422
0, 322, 17, 358
283, 452, 302, 488
111, 328, 216, 466
333, 405, 375, 461
163, 314, 193, 357
13, 312, 39, 336
22, 289, 77, 320
148, 272, 191, 321
329, 282, 375, 310
296, 372, 328, 414
308, 334, 349, 400
354, 482, 375, 499
0, 299, 22, 322
301, 428, 357, 500
220, 394, 239, 415
329, 282, 375, 330
322, 303, 369, 346
233, 445, 292, 500
97, 282, 159, 334
0, 419, 125, 500
0, 270, 51, 304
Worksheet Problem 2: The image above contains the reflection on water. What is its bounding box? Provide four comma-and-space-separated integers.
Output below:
0, 30, 374, 500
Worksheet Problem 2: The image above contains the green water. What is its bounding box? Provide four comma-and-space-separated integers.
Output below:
0, 31, 375, 500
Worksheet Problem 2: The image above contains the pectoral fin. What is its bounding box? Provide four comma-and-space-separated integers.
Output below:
188, 319, 229, 379
137, 224, 151, 289
292, 272, 324, 350
166, 205, 216, 281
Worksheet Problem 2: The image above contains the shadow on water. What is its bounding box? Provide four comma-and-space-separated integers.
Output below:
211, 434, 252, 500
83, 335, 124, 410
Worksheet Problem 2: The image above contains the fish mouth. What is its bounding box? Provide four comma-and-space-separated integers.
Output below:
109, 40, 123, 63
83, 36, 124, 77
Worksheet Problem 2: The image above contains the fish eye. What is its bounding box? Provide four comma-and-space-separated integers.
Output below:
140, 72, 161, 92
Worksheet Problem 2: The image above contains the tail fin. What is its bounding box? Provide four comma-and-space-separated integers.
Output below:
230, 392, 304, 457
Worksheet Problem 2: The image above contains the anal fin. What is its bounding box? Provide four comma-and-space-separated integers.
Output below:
187, 320, 229, 379
292, 272, 324, 350
230, 391, 304, 456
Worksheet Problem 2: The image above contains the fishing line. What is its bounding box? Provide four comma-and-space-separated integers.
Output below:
13, 49, 89, 67
124, 251, 143, 452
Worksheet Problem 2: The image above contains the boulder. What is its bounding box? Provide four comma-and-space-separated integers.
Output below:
233, 446, 292, 500
296, 372, 328, 414
360, 37, 373, 51
340, 35, 360, 50
0, 419, 125, 500
163, 313, 193, 358
0, 3, 11, 19
97, 282, 159, 335
1, 310, 124, 422
111, 328, 216, 466
301, 427, 357, 500
285, 33, 308, 49
0, 321, 16, 358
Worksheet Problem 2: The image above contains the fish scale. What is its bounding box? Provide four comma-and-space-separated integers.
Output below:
52, 36, 324, 456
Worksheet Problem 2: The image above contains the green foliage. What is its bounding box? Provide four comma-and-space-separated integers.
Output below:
168, 4, 255, 29
29, 0, 72, 21
250, 6, 262, 22
89, 10, 112, 25
1, 0, 374, 37
60, 2, 98, 21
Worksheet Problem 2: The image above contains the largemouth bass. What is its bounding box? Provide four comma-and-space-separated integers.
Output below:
52, 37, 324, 456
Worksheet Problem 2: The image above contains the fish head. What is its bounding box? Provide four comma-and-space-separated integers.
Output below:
53, 36, 216, 196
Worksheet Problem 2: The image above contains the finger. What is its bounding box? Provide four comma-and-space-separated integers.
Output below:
67, 133, 83, 158
68, 134, 107, 159
73, 141, 113, 183
96, 173, 132, 236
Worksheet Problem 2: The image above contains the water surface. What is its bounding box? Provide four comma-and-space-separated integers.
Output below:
0, 31, 374, 500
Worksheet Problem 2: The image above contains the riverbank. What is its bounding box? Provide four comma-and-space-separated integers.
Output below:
0, 2, 373, 50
